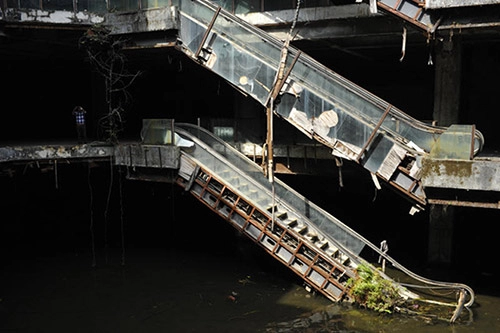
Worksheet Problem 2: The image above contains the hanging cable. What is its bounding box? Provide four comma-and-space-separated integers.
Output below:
170, 169, 176, 224
268, 0, 301, 102
119, 166, 126, 266
267, 1, 301, 232
54, 160, 58, 189
289, 0, 301, 36
334, 157, 343, 189
88, 162, 96, 268
269, 98, 275, 231
427, 31, 434, 66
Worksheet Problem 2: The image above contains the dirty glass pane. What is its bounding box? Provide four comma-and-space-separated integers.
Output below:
19, 0, 40, 9
209, 0, 260, 13
234, 0, 260, 14
42, 0, 73, 11
210, 0, 233, 11
141, 119, 175, 144
109, 0, 139, 12
180, 0, 216, 24
176, 123, 366, 255
208, 14, 281, 104
279, 49, 446, 160
87, 0, 107, 13
179, 0, 482, 185
180, 0, 282, 105
140, 0, 170, 9
179, 0, 219, 52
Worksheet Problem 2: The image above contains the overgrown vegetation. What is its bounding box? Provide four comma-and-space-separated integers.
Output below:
347, 263, 404, 314
79, 24, 141, 143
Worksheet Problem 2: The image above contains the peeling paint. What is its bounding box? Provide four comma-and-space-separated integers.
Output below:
76, 147, 88, 154
36, 148, 55, 159
444, 160, 473, 178
422, 159, 473, 179
3, 8, 104, 24
420, 157, 500, 193
56, 147, 71, 158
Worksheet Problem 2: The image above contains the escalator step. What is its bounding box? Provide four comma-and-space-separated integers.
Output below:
286, 219, 298, 227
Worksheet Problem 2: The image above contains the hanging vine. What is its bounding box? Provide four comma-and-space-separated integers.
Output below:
79, 24, 141, 143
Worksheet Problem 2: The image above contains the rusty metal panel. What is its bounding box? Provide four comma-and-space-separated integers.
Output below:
377, 0, 434, 31
114, 144, 180, 169
141, 119, 174, 144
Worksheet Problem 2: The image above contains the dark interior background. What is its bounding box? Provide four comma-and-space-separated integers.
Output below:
1, 23, 500, 297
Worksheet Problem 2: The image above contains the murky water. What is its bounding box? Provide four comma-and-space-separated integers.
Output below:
1, 245, 499, 333
1, 168, 499, 332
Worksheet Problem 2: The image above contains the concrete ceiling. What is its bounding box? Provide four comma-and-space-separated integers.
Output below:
0, 21, 88, 63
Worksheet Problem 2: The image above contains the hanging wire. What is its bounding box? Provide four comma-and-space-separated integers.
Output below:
334, 157, 343, 190
290, 0, 301, 36
88, 162, 96, 267
170, 169, 176, 225
270, 98, 275, 231
427, 31, 434, 66
268, 0, 301, 232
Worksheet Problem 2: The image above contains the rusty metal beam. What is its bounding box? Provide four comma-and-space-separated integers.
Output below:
268, 50, 301, 104
377, 1, 431, 31
176, 164, 356, 303
389, 178, 427, 207
356, 105, 392, 163
428, 198, 500, 209
194, 6, 221, 60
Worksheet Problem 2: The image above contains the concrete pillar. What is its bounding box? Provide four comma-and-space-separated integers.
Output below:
428, 204, 455, 264
433, 33, 462, 125
428, 34, 462, 265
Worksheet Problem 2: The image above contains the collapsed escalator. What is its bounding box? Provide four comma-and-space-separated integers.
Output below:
175, 0, 484, 212
174, 122, 473, 323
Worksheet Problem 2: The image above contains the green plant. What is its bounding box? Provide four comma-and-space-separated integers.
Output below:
347, 263, 403, 314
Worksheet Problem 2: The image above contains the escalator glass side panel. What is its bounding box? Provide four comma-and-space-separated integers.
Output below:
176, 123, 366, 256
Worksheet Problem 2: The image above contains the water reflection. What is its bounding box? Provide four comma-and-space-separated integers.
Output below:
1, 246, 499, 333
1, 169, 499, 333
